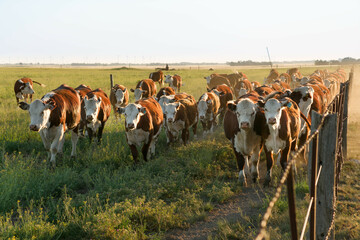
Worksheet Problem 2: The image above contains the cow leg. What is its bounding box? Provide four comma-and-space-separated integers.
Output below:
40, 129, 51, 159
201, 121, 207, 135
193, 121, 198, 138
298, 128, 309, 164
280, 141, 291, 171
97, 122, 105, 143
70, 129, 79, 158
87, 127, 93, 142
264, 146, 274, 187
57, 134, 66, 157
141, 142, 151, 162
181, 128, 189, 146
234, 149, 247, 186
50, 126, 65, 167
250, 145, 262, 183
30, 94, 33, 103
129, 144, 139, 163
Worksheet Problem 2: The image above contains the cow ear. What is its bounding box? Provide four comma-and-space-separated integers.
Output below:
123, 87, 127, 93
84, 95, 88, 101
140, 107, 147, 114
175, 102, 181, 109
281, 99, 292, 108
206, 99, 212, 104
130, 88, 135, 92
97, 97, 102, 103
219, 91, 225, 96
257, 99, 265, 108
207, 87, 211, 92
45, 101, 56, 110
169, 99, 175, 103
142, 90, 148, 95
117, 107, 125, 114
18, 102, 30, 110
227, 101, 236, 112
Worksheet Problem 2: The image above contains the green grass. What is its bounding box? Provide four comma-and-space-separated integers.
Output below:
0, 66, 347, 239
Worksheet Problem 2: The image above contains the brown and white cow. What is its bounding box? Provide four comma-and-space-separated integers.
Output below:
149, 70, 164, 86
164, 74, 183, 92
75, 84, 92, 136
208, 84, 233, 122
110, 84, 129, 119
163, 94, 198, 145
259, 96, 302, 186
197, 92, 220, 134
265, 69, 280, 84
224, 94, 265, 186
155, 87, 176, 100
117, 97, 163, 163
83, 89, 111, 143
254, 85, 274, 97
18, 84, 81, 167
251, 81, 261, 89
204, 75, 231, 90
233, 79, 253, 99
131, 79, 157, 101
14, 77, 45, 103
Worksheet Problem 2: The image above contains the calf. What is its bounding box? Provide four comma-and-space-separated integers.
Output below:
18, 84, 81, 167
75, 84, 92, 136
260, 97, 302, 186
233, 79, 253, 98
14, 77, 45, 103
118, 97, 163, 162
156, 87, 175, 100
131, 79, 157, 101
164, 74, 183, 92
164, 95, 198, 145
110, 84, 129, 118
225, 94, 265, 186
149, 70, 164, 86
197, 92, 220, 134
83, 89, 111, 143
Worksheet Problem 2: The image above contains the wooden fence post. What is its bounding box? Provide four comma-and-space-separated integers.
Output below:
316, 113, 338, 239
341, 80, 350, 160
110, 74, 114, 89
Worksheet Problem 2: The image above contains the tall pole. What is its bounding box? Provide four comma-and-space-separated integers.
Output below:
266, 47, 273, 69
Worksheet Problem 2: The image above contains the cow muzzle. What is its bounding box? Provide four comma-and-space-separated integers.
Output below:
86, 115, 94, 122
127, 123, 135, 129
241, 122, 250, 129
268, 118, 276, 125
29, 124, 40, 132
167, 118, 174, 123
199, 115, 205, 120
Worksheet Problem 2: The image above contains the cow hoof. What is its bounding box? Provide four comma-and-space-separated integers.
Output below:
70, 155, 76, 159
252, 176, 259, 183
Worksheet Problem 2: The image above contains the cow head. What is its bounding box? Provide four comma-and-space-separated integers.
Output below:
164, 102, 181, 123
300, 77, 309, 85
21, 82, 35, 95
164, 75, 173, 84
113, 87, 127, 107
197, 94, 211, 120
204, 75, 211, 84
19, 99, 55, 131
158, 94, 175, 114
291, 86, 314, 118
227, 98, 258, 130
131, 88, 147, 101
118, 103, 146, 130
83, 95, 101, 123
264, 98, 290, 128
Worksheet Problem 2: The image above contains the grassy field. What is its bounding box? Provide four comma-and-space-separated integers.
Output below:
0, 66, 353, 239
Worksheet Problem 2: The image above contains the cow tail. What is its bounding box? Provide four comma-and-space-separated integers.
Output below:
300, 112, 311, 129
33, 81, 46, 87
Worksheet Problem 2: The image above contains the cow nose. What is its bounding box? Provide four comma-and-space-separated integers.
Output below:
86, 115, 93, 121
127, 123, 135, 129
241, 122, 249, 129
29, 125, 39, 131
168, 118, 173, 122
268, 118, 276, 125
200, 115, 204, 119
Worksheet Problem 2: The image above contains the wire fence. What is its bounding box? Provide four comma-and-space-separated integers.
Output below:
255, 68, 353, 240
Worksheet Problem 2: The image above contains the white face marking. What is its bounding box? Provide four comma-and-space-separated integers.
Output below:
84, 96, 101, 122
300, 77, 309, 85
205, 76, 211, 84
238, 88, 248, 97
164, 75, 172, 84
264, 99, 283, 128
22, 82, 35, 94
235, 99, 257, 129
134, 88, 145, 101
27, 100, 52, 131
296, 86, 314, 118
42, 92, 56, 102
197, 94, 209, 119
123, 103, 144, 129
164, 102, 180, 122
114, 88, 125, 107
159, 94, 175, 114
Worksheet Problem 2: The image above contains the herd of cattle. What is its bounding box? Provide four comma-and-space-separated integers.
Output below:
14, 68, 347, 186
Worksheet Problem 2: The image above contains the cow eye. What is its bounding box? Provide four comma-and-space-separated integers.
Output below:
251, 112, 254, 116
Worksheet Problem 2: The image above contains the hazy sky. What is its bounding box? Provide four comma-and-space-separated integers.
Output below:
1, 0, 359, 63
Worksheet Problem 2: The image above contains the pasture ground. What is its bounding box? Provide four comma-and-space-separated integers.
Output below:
0, 65, 357, 239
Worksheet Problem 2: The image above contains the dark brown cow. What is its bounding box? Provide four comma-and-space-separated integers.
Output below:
75, 84, 92, 136
224, 93, 265, 185
118, 97, 163, 163
83, 89, 111, 143
164, 74, 183, 92
208, 84, 233, 122
131, 79, 157, 101
155, 87, 176, 100
18, 84, 81, 167
164, 93, 198, 145
110, 84, 129, 118
14, 77, 45, 103
197, 91, 220, 134
233, 79, 253, 98
149, 70, 164, 86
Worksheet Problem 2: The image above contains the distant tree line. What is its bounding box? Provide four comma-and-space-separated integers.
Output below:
315, 57, 360, 65
226, 60, 271, 66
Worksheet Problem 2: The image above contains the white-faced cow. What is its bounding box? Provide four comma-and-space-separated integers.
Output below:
197, 92, 220, 134
118, 97, 163, 163
224, 94, 265, 186
164, 74, 183, 92
164, 93, 198, 145
110, 84, 129, 119
149, 70, 164, 86
83, 89, 111, 143
14, 77, 45, 104
155, 87, 176, 100
208, 84, 233, 122
75, 84, 92, 136
18, 84, 81, 167
131, 79, 157, 101
233, 79, 253, 99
